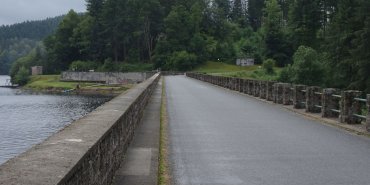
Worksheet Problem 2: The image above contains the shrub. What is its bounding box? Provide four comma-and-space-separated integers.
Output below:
69, 61, 100, 71
14, 66, 30, 85
262, 59, 276, 74
169, 51, 198, 71
278, 64, 294, 83
100, 59, 117, 72
291, 46, 324, 86
119, 63, 153, 72
278, 46, 324, 85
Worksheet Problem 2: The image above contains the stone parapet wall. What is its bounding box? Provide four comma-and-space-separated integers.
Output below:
61, 71, 156, 84
0, 73, 161, 185
186, 72, 370, 127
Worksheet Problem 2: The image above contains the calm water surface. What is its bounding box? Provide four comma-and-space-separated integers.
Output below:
0, 75, 112, 165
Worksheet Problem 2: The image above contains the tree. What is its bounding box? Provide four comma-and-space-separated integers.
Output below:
231, 0, 247, 26
289, 0, 322, 49
85, 0, 105, 61
324, 0, 361, 89
13, 66, 29, 85
44, 10, 82, 72
291, 46, 324, 86
262, 0, 292, 67
214, 0, 231, 19
248, 0, 265, 30
347, 0, 370, 92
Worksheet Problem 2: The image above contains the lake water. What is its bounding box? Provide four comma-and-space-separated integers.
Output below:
0, 75, 112, 165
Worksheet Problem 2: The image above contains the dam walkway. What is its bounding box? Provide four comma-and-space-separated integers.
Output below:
165, 75, 370, 185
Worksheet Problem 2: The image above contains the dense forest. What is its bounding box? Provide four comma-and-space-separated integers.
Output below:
0, 16, 63, 74
9, 0, 370, 92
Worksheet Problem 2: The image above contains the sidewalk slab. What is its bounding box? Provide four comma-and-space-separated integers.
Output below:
113, 79, 162, 185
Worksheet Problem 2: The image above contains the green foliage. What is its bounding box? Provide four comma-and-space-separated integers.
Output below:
168, 51, 197, 71
0, 16, 61, 74
100, 59, 116, 72
288, 0, 322, 49
262, 0, 292, 67
119, 63, 153, 72
9, 46, 46, 81
278, 64, 294, 83
248, 0, 265, 30
323, 0, 370, 92
69, 61, 100, 71
44, 10, 82, 72
13, 66, 30, 85
194, 61, 281, 81
2, 0, 368, 92
285, 46, 324, 86
262, 59, 276, 74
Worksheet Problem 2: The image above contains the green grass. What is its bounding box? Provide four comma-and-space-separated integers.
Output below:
158, 78, 171, 185
193, 61, 282, 81
24, 75, 132, 95
25, 75, 96, 90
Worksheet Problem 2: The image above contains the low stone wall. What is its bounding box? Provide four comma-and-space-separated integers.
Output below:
0, 73, 161, 185
61, 72, 156, 84
186, 73, 370, 130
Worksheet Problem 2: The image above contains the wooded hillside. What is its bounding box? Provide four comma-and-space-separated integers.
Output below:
9, 0, 370, 91
0, 16, 63, 74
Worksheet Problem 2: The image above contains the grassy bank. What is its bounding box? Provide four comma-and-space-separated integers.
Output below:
24, 75, 132, 95
158, 78, 171, 185
194, 61, 282, 81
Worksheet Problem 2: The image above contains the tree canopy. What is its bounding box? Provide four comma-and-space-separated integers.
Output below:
4, 0, 370, 92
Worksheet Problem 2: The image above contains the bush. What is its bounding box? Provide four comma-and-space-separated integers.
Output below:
100, 59, 116, 72
119, 63, 153, 72
169, 51, 198, 71
14, 66, 30, 85
291, 46, 324, 86
262, 59, 276, 74
69, 61, 100, 71
278, 46, 324, 85
278, 64, 294, 83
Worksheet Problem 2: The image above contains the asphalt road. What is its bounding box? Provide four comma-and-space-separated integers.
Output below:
165, 75, 370, 185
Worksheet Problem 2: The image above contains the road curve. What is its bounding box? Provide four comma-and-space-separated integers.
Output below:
165, 75, 370, 185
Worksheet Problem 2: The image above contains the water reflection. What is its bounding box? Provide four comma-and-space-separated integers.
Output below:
0, 75, 112, 165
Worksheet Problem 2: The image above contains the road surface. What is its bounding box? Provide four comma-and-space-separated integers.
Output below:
165, 75, 370, 185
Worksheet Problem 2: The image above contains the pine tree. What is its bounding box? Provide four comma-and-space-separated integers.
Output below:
86, 0, 105, 61
324, 0, 361, 88
289, 0, 322, 49
248, 0, 265, 30
262, 0, 292, 66
231, 0, 247, 26
348, 0, 370, 92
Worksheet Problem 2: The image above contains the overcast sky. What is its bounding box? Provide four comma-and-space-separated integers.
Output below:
0, 0, 86, 26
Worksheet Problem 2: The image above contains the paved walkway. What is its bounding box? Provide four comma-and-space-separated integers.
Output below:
112, 79, 161, 185
165, 75, 370, 185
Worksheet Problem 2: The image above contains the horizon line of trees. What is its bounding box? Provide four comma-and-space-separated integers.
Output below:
0, 16, 63, 75
7, 0, 370, 92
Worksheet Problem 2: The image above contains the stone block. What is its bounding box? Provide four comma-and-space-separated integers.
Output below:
306, 86, 322, 113
273, 83, 284, 104
282, 83, 292, 105
259, 81, 267, 99
253, 80, 260, 97
340, 90, 362, 124
266, 81, 276, 101
322, 88, 340, 118
293, 85, 307, 109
